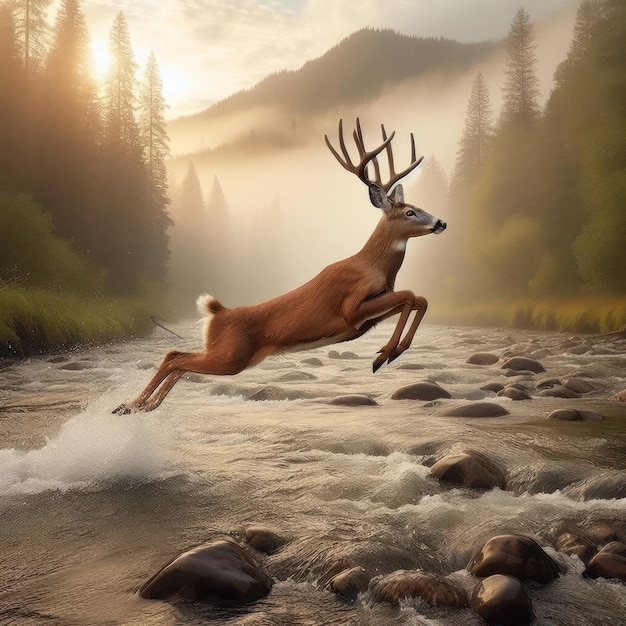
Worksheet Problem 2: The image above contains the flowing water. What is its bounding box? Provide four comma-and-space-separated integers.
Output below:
0, 320, 625, 625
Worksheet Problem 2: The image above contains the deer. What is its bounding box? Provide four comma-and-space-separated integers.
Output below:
113, 118, 446, 414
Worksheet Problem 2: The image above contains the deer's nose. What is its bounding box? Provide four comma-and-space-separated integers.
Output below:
432, 219, 447, 234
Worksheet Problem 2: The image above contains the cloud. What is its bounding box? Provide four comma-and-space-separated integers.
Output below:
71, 0, 578, 116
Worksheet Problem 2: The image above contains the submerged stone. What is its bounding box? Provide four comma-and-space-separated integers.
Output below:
584, 542, 626, 581
326, 566, 370, 600
546, 409, 603, 422
138, 538, 273, 603
466, 352, 500, 365
242, 526, 285, 555
497, 387, 531, 401
430, 450, 506, 490
390, 382, 451, 401
370, 569, 467, 607
470, 574, 534, 626
556, 533, 597, 566
501, 357, 545, 374
437, 402, 510, 418
537, 386, 581, 399
328, 394, 378, 406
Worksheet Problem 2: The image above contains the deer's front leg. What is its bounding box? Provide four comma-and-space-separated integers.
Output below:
387, 295, 428, 364
344, 290, 417, 372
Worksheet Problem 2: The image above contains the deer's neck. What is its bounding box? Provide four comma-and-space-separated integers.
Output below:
359, 218, 407, 280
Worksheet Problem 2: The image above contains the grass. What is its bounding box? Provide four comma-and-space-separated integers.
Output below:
431, 295, 626, 334
0, 285, 155, 358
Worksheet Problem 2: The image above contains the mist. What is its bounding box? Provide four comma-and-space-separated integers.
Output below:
165, 6, 577, 314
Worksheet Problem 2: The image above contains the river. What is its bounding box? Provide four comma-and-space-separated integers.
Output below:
0, 320, 625, 625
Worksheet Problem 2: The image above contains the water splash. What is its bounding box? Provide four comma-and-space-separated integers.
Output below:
0, 398, 169, 496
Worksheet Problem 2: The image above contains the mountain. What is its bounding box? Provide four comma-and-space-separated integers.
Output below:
167, 28, 498, 157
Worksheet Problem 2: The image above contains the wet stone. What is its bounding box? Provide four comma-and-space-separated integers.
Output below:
537, 386, 581, 399
430, 450, 506, 490
546, 409, 603, 422
467, 534, 560, 584
497, 387, 531, 401
395, 362, 425, 370
275, 370, 318, 382
562, 377, 602, 394
328, 350, 359, 360
584, 542, 626, 582
328, 394, 378, 406
138, 538, 273, 603
609, 389, 626, 402
390, 382, 451, 401
556, 533, 597, 566
326, 566, 370, 600
246, 386, 314, 401
437, 402, 510, 418
302, 357, 324, 366
501, 357, 546, 373
242, 526, 285, 555
470, 574, 534, 626
536, 377, 562, 390
369, 569, 468, 607
480, 382, 505, 393
466, 352, 500, 365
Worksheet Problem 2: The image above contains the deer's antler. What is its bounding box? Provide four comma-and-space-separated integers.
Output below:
325, 118, 423, 192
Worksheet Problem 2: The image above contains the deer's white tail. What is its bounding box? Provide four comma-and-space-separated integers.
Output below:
196, 294, 225, 317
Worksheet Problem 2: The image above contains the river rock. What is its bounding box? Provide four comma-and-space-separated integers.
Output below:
59, 360, 96, 371
480, 382, 505, 393
609, 389, 626, 402
466, 352, 500, 365
275, 371, 318, 382
566, 472, 626, 501
537, 385, 581, 399
584, 542, 626, 581
328, 350, 359, 360
326, 566, 370, 600
470, 574, 534, 626
302, 357, 324, 366
246, 385, 314, 401
328, 394, 378, 406
556, 533, 597, 565
396, 362, 425, 370
430, 450, 506, 490
501, 357, 545, 373
369, 569, 467, 607
138, 538, 273, 603
546, 409, 603, 422
467, 534, 560, 584
497, 387, 531, 401
437, 402, 510, 418
563, 377, 601, 394
242, 526, 285, 555
390, 382, 451, 401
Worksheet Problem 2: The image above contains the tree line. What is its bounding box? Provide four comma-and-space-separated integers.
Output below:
445, 1, 625, 302
0, 0, 170, 295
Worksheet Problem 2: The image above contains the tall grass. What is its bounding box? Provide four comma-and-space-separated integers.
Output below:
0, 284, 154, 358
431, 296, 626, 334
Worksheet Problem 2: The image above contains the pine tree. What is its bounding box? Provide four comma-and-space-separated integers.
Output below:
138, 51, 171, 244
453, 72, 493, 190
500, 7, 541, 127
11, 0, 51, 75
0, 3, 25, 189
205, 174, 232, 299
37, 0, 101, 248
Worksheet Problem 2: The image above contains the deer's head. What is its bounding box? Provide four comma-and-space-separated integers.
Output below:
326, 118, 447, 240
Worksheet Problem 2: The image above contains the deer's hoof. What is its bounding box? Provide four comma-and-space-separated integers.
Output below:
112, 404, 133, 415
373, 353, 388, 373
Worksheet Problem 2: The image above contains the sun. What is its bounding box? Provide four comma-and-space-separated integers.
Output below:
90, 39, 113, 81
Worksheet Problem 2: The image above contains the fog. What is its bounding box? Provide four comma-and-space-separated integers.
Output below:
166, 7, 577, 313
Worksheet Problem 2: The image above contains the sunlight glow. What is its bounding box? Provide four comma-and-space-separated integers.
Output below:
160, 63, 190, 107
91, 39, 113, 81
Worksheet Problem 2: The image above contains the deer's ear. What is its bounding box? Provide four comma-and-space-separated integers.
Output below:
369, 183, 390, 210
388, 184, 404, 204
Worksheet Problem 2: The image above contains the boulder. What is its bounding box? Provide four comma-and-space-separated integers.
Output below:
584, 542, 626, 581
390, 382, 451, 401
497, 387, 531, 401
501, 357, 545, 373
242, 526, 285, 555
430, 450, 506, 490
536, 377, 562, 390
467, 534, 560, 584
470, 574, 534, 626
537, 386, 581, 399
369, 569, 467, 607
328, 394, 378, 406
480, 382, 505, 393
437, 402, 510, 418
326, 566, 370, 600
302, 357, 324, 366
138, 538, 274, 603
275, 371, 317, 382
562, 377, 601, 394
546, 409, 603, 422
466, 352, 500, 365
556, 533, 597, 565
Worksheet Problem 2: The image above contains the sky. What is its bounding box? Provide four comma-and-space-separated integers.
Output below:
51, 0, 579, 118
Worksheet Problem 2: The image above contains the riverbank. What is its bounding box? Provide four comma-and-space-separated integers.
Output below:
433, 295, 626, 334
0, 286, 156, 359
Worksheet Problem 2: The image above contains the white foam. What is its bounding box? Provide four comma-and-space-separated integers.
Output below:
0, 398, 169, 496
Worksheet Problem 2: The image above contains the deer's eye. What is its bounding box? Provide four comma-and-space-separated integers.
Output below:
405, 210, 416, 218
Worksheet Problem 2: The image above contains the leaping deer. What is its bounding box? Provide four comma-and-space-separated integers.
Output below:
113, 118, 446, 413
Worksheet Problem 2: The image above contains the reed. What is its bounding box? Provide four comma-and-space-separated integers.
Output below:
431, 296, 626, 334
0, 285, 154, 358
